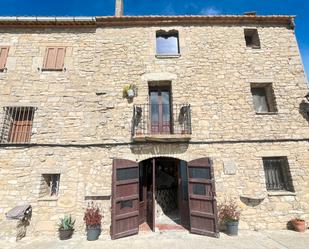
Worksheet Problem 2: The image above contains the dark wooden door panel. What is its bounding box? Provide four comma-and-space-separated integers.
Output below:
187, 158, 219, 238
111, 159, 139, 240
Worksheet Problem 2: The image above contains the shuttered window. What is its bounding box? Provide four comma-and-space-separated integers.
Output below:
42, 47, 66, 70
263, 157, 294, 192
0, 106, 36, 143
0, 46, 9, 71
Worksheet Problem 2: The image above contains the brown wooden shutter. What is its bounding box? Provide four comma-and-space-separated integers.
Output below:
55, 47, 66, 70
43, 47, 56, 70
187, 157, 219, 237
0, 46, 9, 70
43, 47, 65, 70
111, 159, 139, 240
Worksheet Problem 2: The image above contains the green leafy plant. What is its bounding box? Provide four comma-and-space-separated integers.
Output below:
58, 215, 75, 230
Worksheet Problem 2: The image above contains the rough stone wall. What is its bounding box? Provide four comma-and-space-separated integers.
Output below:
0, 23, 308, 238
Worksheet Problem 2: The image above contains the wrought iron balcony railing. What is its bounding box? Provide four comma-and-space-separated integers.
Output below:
132, 104, 191, 139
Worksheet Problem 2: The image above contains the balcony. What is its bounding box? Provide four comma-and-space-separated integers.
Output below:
132, 104, 192, 142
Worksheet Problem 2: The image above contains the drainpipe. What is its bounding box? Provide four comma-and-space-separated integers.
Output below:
115, 0, 124, 17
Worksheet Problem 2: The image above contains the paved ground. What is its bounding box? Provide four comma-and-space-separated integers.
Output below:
0, 230, 308, 249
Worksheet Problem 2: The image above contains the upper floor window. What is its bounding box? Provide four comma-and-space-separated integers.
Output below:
42, 47, 66, 71
244, 29, 260, 49
156, 30, 180, 56
250, 83, 277, 113
0, 46, 9, 71
263, 157, 294, 192
0, 106, 35, 143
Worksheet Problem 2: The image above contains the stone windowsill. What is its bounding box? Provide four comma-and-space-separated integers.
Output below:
133, 133, 191, 142
155, 54, 181, 59
255, 112, 278, 115
246, 46, 261, 50
267, 191, 296, 197
38, 196, 59, 201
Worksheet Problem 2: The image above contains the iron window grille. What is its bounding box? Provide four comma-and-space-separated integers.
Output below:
262, 157, 294, 192
0, 106, 36, 144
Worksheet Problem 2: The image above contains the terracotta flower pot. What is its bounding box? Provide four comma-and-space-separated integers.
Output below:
292, 219, 306, 232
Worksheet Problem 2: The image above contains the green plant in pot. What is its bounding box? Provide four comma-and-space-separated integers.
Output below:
84, 201, 103, 241
58, 215, 75, 240
218, 199, 241, 236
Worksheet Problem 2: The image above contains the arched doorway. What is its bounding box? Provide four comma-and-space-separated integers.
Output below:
111, 157, 219, 240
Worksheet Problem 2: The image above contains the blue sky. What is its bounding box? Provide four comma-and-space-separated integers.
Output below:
1, 0, 309, 83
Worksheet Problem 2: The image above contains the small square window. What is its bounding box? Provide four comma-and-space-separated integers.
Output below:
244, 29, 260, 48
263, 157, 294, 192
250, 83, 277, 113
156, 30, 180, 55
40, 174, 60, 197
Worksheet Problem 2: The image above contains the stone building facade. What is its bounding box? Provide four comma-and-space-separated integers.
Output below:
0, 8, 309, 239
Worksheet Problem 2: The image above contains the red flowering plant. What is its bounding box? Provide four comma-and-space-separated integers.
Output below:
83, 201, 103, 229
218, 198, 241, 223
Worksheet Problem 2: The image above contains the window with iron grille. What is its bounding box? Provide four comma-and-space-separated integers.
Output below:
262, 157, 294, 192
40, 174, 60, 197
0, 106, 36, 144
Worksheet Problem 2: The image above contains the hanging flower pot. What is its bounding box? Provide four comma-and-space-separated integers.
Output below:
123, 84, 137, 99
127, 89, 135, 98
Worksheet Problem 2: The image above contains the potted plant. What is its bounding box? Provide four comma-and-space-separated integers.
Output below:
84, 202, 103, 241
291, 218, 306, 232
218, 199, 241, 236
58, 215, 75, 240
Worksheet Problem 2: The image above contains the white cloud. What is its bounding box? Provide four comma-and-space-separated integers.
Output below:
200, 6, 222, 15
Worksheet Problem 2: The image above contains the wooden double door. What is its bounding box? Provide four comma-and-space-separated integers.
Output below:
111, 157, 219, 239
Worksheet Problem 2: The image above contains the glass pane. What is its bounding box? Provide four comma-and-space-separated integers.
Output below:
161, 91, 170, 122
189, 167, 211, 179
251, 87, 269, 112
193, 183, 206, 195
116, 167, 138, 181
120, 200, 133, 209
156, 35, 179, 55
150, 91, 159, 123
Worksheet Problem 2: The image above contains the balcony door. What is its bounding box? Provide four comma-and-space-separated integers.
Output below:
149, 86, 171, 134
